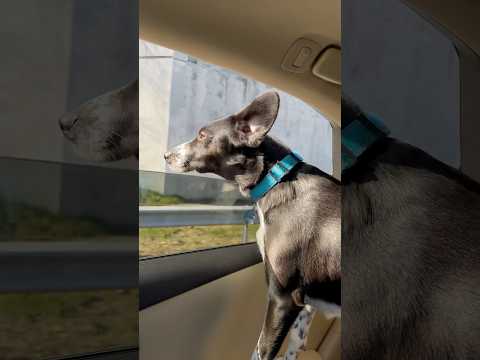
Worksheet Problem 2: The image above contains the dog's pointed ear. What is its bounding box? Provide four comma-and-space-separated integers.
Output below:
233, 91, 280, 147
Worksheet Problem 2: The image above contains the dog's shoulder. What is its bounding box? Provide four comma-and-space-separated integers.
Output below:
295, 163, 340, 187
286, 163, 340, 212
344, 137, 480, 195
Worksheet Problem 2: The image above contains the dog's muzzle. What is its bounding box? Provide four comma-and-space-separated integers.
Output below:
163, 151, 178, 168
164, 146, 191, 172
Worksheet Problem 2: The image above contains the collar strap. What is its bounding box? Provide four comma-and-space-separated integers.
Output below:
342, 113, 389, 172
250, 151, 303, 202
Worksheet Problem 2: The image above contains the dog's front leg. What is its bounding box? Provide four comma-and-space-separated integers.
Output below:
277, 305, 316, 360
252, 292, 301, 360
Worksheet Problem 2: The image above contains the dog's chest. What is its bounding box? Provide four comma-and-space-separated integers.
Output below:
255, 205, 266, 260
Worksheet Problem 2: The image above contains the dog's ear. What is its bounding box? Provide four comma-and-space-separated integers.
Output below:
233, 91, 280, 147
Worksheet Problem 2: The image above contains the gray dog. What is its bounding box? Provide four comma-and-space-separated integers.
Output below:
59, 79, 138, 162
165, 91, 341, 360
342, 96, 480, 359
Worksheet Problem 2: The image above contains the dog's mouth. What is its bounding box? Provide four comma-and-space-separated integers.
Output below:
164, 154, 191, 173
69, 117, 79, 129
62, 131, 77, 142
182, 159, 191, 170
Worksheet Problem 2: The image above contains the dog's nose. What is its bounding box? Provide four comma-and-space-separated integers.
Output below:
59, 114, 79, 132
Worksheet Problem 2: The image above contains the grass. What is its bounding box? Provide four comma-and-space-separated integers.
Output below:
138, 189, 258, 257
1, 205, 110, 242
140, 224, 259, 257
139, 189, 184, 206
0, 289, 138, 360
0, 205, 136, 359
0, 195, 258, 358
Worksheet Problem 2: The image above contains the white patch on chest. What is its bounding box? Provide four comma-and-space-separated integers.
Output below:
305, 296, 341, 319
256, 205, 266, 260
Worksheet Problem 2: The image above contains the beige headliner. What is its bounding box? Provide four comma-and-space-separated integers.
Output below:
140, 0, 341, 127
402, 0, 480, 57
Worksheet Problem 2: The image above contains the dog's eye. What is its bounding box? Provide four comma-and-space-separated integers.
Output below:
198, 130, 208, 141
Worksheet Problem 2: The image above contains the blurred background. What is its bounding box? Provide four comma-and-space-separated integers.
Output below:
0, 1, 138, 359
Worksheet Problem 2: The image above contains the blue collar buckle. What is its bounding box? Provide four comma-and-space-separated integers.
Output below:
342, 114, 389, 172
249, 151, 303, 202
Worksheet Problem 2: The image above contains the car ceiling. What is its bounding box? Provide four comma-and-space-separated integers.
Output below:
401, 0, 480, 57
139, 0, 341, 128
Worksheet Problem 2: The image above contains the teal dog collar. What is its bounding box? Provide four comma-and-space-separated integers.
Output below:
250, 151, 303, 202
342, 114, 389, 172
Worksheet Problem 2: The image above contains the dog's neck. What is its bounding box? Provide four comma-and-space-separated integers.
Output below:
235, 136, 292, 197
259, 136, 292, 170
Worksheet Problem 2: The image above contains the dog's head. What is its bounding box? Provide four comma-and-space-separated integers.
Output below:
59, 79, 138, 162
164, 91, 281, 191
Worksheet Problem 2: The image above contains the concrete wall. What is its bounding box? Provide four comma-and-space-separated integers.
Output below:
139, 40, 333, 175
0, 0, 72, 164
343, 0, 460, 168
59, 0, 138, 227
64, 0, 138, 170
139, 40, 333, 201
0, 1, 138, 226
139, 41, 174, 176
0, 1, 72, 212
167, 55, 333, 174
0, 0, 138, 168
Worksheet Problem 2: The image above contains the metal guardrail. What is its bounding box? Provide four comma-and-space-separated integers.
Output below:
139, 204, 257, 227
0, 240, 138, 293
139, 204, 258, 243
0, 205, 258, 293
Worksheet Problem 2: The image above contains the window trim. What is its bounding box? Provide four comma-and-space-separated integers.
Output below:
139, 242, 262, 310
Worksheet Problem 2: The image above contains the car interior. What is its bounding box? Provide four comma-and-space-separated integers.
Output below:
139, 1, 340, 359
137, 0, 480, 360
3, 1, 479, 360
398, 0, 480, 183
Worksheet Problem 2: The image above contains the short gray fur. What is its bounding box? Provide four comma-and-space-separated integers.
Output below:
342, 96, 480, 359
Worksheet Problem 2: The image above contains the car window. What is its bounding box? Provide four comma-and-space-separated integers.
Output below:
0, 2, 138, 359
139, 40, 333, 258
0, 158, 138, 360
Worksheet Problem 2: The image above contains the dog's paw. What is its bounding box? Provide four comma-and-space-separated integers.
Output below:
284, 350, 299, 360
274, 351, 298, 360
